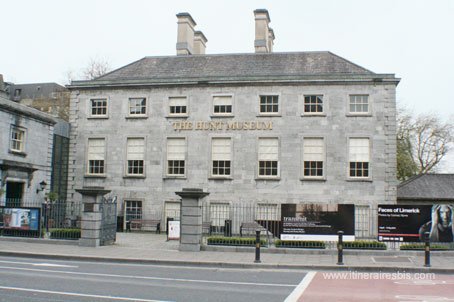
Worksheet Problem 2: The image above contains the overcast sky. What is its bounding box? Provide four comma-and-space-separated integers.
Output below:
1, 0, 453, 170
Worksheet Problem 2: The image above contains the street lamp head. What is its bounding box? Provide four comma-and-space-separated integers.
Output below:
36, 180, 47, 194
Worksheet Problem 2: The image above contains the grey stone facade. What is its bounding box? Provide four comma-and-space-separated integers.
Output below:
67, 11, 399, 236
0, 95, 56, 203
67, 77, 398, 218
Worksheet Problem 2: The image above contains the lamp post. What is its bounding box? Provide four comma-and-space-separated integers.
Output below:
38, 180, 49, 238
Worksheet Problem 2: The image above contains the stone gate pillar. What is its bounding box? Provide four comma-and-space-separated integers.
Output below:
76, 187, 111, 247
176, 188, 209, 252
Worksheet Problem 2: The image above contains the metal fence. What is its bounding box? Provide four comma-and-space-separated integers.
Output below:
0, 198, 81, 239
201, 203, 454, 250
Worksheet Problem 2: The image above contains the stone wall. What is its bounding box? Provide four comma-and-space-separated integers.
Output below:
67, 83, 397, 216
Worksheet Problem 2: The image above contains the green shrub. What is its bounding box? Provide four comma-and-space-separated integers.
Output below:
207, 236, 266, 246
400, 243, 449, 250
49, 228, 81, 240
343, 241, 387, 250
275, 240, 326, 249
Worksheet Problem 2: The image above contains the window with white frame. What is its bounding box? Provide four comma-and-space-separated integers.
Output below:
90, 98, 108, 117
211, 138, 231, 177
303, 138, 325, 178
349, 95, 369, 114
126, 138, 145, 176
10, 126, 25, 153
256, 204, 279, 221
169, 97, 187, 116
349, 138, 370, 178
210, 203, 230, 227
304, 95, 323, 114
167, 138, 186, 176
259, 95, 279, 114
258, 138, 279, 177
125, 200, 142, 221
128, 98, 147, 116
212, 96, 233, 115
87, 138, 106, 175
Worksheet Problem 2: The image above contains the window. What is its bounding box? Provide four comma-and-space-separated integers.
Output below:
258, 138, 279, 177
126, 138, 145, 176
349, 95, 369, 114
256, 204, 279, 220
125, 200, 142, 220
90, 98, 108, 117
304, 95, 323, 114
211, 138, 231, 177
14, 89, 21, 98
10, 126, 25, 153
167, 138, 186, 176
87, 138, 105, 175
169, 97, 187, 116
303, 138, 324, 178
213, 96, 233, 115
128, 98, 147, 116
210, 203, 230, 227
349, 138, 370, 178
259, 95, 279, 114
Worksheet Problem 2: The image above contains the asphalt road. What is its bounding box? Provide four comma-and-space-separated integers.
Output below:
0, 255, 304, 302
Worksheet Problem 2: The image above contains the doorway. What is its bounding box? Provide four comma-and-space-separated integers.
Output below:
5, 181, 24, 207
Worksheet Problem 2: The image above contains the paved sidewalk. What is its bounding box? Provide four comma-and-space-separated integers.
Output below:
0, 233, 453, 273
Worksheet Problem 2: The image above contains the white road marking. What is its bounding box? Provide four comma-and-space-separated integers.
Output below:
0, 260, 78, 268
396, 295, 454, 301
0, 285, 171, 302
284, 271, 317, 302
0, 265, 296, 287
32, 263, 79, 268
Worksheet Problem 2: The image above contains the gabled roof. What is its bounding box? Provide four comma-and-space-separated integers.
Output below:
69, 52, 399, 88
397, 174, 454, 201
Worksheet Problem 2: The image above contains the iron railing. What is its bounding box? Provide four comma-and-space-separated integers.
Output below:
0, 198, 81, 239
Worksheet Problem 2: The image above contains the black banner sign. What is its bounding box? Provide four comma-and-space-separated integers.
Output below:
281, 204, 355, 241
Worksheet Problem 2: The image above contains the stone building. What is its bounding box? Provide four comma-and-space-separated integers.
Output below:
0, 80, 56, 205
7, 82, 70, 121
67, 10, 399, 236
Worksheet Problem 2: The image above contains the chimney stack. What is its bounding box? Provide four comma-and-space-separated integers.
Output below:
268, 28, 275, 52
193, 31, 208, 55
0, 74, 4, 91
176, 13, 197, 55
254, 9, 274, 53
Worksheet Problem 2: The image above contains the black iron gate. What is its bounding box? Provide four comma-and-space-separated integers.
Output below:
100, 196, 117, 246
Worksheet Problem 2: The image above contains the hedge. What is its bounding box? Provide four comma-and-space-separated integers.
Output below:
275, 240, 326, 249
343, 241, 387, 250
49, 228, 81, 240
207, 236, 266, 246
400, 243, 450, 251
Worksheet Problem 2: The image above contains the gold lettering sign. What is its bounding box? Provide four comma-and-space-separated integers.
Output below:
172, 121, 273, 131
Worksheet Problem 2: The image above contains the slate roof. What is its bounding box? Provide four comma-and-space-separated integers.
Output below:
397, 174, 454, 201
9, 82, 67, 101
0, 95, 56, 125
69, 52, 399, 88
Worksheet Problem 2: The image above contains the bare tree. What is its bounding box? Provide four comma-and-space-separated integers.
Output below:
413, 114, 453, 173
397, 107, 453, 180
62, 57, 111, 85
81, 57, 111, 80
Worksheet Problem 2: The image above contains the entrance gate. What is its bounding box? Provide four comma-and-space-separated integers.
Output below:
100, 196, 117, 246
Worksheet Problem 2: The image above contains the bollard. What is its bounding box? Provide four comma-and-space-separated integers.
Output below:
424, 231, 431, 267
337, 231, 344, 265
254, 229, 261, 263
